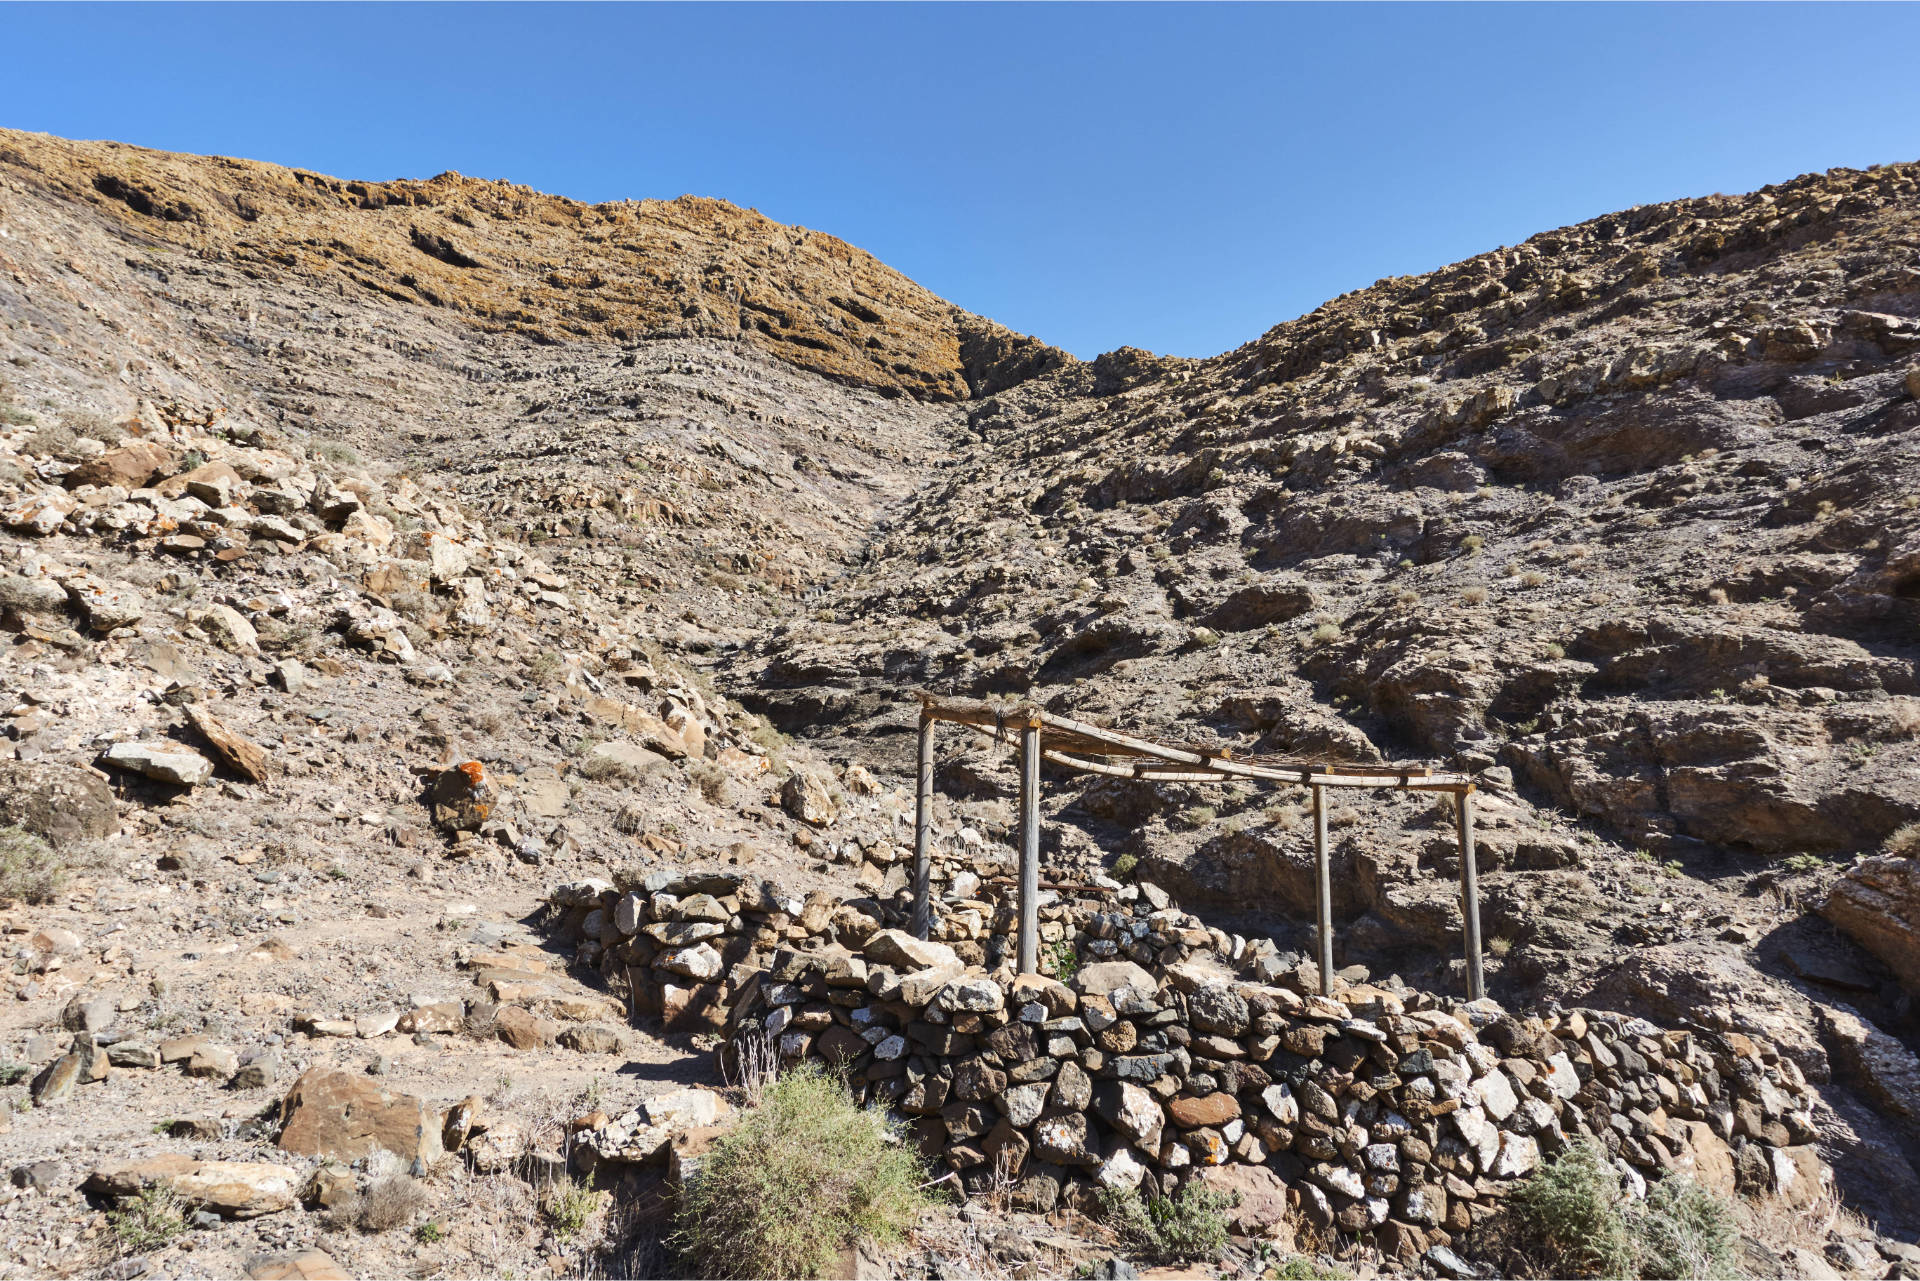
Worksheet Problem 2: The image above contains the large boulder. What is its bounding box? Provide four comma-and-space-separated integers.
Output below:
1191, 1164, 1294, 1236
1823, 853, 1920, 993
64, 440, 175, 490
0, 761, 117, 845
276, 1069, 444, 1166
1819, 1004, 1920, 1144
780, 770, 839, 826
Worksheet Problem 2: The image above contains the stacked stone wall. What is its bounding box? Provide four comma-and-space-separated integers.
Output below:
548, 871, 1830, 1257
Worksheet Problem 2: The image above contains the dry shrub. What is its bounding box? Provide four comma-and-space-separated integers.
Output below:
61, 407, 123, 444
345, 1174, 431, 1233
688, 760, 732, 805
725, 1024, 780, 1106
1886, 821, 1920, 858
107, 1182, 186, 1254
673, 1064, 928, 1279
21, 423, 76, 458
0, 826, 65, 904
1096, 1182, 1235, 1265
1732, 1183, 1863, 1269
1461, 585, 1491, 606
1504, 1139, 1736, 1279
578, 752, 647, 784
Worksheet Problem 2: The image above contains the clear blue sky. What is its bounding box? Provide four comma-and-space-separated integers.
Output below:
4, 3, 1917, 360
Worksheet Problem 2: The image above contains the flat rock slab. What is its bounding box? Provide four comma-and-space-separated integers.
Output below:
246, 1252, 350, 1281
101, 742, 215, 787
85, 1154, 299, 1218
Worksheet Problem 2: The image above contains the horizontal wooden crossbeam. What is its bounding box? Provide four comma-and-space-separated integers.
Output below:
923, 694, 1471, 792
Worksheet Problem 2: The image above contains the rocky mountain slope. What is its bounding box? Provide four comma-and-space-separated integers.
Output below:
737, 158, 1920, 1232
0, 124, 1918, 1277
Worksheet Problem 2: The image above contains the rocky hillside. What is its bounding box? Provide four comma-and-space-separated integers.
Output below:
1, 126, 1919, 1277
738, 160, 1920, 1229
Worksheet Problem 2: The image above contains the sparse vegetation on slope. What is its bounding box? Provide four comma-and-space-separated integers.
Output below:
1504, 1139, 1737, 1280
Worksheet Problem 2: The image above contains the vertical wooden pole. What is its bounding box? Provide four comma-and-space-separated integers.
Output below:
1018, 718, 1041, 975
1313, 782, 1333, 996
911, 714, 935, 940
1457, 785, 1485, 1002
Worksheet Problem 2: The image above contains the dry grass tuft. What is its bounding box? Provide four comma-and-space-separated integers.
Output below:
345, 1174, 432, 1233
0, 826, 66, 905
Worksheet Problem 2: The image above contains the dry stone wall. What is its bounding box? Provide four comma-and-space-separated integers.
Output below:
548, 870, 1830, 1259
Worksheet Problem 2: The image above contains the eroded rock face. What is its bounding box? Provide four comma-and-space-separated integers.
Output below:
276, 1069, 444, 1166
1824, 854, 1920, 992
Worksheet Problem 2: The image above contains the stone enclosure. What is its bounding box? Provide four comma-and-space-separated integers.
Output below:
547, 868, 1829, 1261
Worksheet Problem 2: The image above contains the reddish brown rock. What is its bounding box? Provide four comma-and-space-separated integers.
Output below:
64, 440, 175, 490
1166, 1091, 1241, 1129
1190, 1163, 1291, 1234
276, 1068, 444, 1165
185, 704, 271, 782
494, 1006, 558, 1049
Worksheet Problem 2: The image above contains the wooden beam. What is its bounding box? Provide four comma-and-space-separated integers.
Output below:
1038, 745, 1468, 790
911, 714, 935, 940
1457, 785, 1485, 1002
1313, 783, 1333, 997
1018, 720, 1041, 976
924, 694, 1470, 789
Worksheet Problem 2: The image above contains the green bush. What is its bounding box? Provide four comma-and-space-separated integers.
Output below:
1508, 1140, 1636, 1278
1096, 1183, 1235, 1265
673, 1064, 929, 1279
543, 1178, 603, 1240
1044, 937, 1080, 984
1636, 1176, 1738, 1280
1507, 1139, 1736, 1280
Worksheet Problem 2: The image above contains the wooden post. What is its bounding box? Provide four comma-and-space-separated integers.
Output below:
1457, 785, 1485, 1002
911, 714, 935, 940
1313, 782, 1333, 996
1018, 718, 1041, 975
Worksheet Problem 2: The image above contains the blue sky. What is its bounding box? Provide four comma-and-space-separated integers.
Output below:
3, 3, 1917, 359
